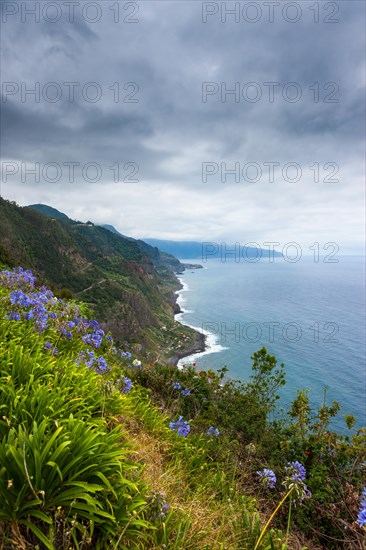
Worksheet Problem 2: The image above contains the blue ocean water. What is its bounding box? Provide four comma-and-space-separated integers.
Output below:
176, 257, 366, 431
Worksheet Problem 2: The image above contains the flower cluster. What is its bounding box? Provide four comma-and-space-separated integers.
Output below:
172, 381, 191, 397
357, 488, 366, 528
145, 491, 170, 522
0, 266, 36, 288
116, 376, 132, 394
285, 461, 306, 482
78, 350, 108, 373
283, 461, 311, 504
169, 416, 190, 437
44, 341, 58, 356
81, 321, 105, 349
7, 286, 57, 332
1, 268, 112, 353
207, 426, 220, 437
256, 468, 277, 489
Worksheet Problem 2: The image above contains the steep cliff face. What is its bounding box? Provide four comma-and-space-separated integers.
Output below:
0, 198, 194, 355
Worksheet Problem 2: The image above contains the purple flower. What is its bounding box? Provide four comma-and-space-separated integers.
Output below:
181, 388, 191, 397
6, 311, 21, 321
44, 341, 58, 356
172, 381, 181, 390
285, 461, 306, 481
121, 377, 132, 394
25, 309, 35, 320
169, 416, 190, 437
257, 468, 277, 489
82, 327, 105, 348
96, 356, 108, 372
207, 426, 219, 437
10, 290, 32, 307
357, 488, 366, 528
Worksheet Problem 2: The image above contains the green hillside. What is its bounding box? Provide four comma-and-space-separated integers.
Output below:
0, 198, 200, 362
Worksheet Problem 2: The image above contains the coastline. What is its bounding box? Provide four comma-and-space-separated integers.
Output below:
169, 271, 227, 368
167, 330, 206, 366
166, 273, 207, 366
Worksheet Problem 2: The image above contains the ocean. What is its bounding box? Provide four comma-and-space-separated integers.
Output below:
176, 256, 366, 432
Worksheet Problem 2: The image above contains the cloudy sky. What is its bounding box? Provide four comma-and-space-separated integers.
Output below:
1, 0, 365, 252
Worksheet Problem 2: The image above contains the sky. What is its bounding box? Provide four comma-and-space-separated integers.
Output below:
1, 0, 365, 253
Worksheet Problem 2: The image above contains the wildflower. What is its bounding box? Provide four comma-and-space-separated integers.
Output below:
10, 290, 32, 307
61, 328, 73, 339
172, 381, 181, 390
6, 311, 21, 321
146, 491, 170, 522
120, 377, 132, 394
96, 356, 108, 372
207, 426, 220, 437
82, 328, 104, 348
131, 358, 141, 367
283, 461, 311, 504
25, 309, 34, 320
357, 488, 366, 528
169, 416, 190, 437
285, 461, 306, 482
181, 388, 191, 397
257, 468, 277, 489
44, 341, 58, 356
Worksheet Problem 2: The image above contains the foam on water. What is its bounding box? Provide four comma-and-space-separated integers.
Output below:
175, 276, 228, 368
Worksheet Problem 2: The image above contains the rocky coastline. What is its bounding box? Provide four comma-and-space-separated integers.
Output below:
167, 271, 206, 366
167, 330, 206, 366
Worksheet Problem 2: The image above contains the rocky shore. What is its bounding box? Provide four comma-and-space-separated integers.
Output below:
167, 330, 206, 366
167, 273, 206, 366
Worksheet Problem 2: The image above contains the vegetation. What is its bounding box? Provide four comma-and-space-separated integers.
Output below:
0, 266, 365, 549
0, 198, 199, 362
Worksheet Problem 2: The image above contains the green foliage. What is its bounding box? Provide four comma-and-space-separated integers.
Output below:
0, 267, 365, 549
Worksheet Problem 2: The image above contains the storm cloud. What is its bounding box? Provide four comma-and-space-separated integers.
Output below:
1, 0, 365, 252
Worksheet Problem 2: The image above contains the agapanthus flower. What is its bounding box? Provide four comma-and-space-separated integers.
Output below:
285, 461, 306, 482
207, 426, 220, 437
146, 491, 171, 522
82, 327, 105, 348
169, 416, 190, 437
120, 377, 132, 394
283, 461, 311, 504
257, 468, 277, 489
61, 328, 73, 339
96, 356, 108, 373
44, 341, 58, 356
6, 311, 21, 321
357, 488, 366, 528
10, 290, 32, 307
0, 267, 36, 288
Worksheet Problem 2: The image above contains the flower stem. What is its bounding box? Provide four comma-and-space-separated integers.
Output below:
254, 486, 294, 550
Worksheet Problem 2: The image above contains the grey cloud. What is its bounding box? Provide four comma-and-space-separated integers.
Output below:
0, 0, 364, 252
